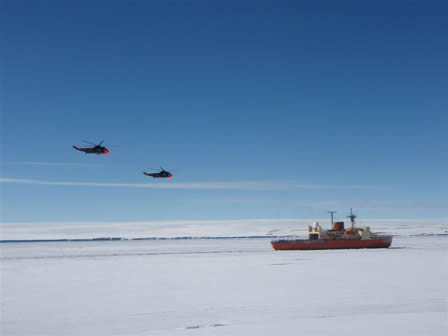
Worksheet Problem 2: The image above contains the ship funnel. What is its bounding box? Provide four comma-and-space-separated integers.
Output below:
333, 221, 345, 231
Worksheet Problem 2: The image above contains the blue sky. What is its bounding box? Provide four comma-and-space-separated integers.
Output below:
1, 0, 447, 224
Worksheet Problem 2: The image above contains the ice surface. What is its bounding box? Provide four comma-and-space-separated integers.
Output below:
1, 235, 447, 335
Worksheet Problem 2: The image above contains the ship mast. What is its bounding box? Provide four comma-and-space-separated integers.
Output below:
347, 208, 356, 230
328, 211, 336, 225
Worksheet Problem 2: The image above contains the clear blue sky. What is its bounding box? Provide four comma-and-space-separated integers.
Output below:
1, 0, 447, 223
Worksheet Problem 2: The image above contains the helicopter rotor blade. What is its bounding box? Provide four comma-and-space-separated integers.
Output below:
98, 140, 104, 146
82, 140, 97, 146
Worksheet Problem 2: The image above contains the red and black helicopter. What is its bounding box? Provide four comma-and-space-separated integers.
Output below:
73, 140, 110, 155
143, 167, 173, 178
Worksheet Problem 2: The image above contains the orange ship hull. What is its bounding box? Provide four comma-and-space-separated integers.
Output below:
271, 236, 392, 250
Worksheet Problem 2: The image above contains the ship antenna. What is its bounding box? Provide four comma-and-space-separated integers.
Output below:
328, 211, 336, 226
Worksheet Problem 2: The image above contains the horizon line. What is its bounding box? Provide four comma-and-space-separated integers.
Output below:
2, 217, 447, 226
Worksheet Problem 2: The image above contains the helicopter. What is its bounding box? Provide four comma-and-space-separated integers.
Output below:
73, 140, 110, 155
143, 167, 173, 178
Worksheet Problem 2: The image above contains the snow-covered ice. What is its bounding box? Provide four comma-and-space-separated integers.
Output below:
1, 231, 447, 335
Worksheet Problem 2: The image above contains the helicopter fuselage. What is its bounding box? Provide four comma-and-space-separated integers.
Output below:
143, 171, 172, 178
73, 146, 109, 155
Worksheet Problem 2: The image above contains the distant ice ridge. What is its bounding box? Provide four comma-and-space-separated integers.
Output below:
0, 236, 276, 243
1, 218, 447, 242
